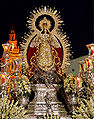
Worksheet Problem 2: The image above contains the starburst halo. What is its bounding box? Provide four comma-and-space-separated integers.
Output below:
21, 6, 72, 72
27, 6, 64, 33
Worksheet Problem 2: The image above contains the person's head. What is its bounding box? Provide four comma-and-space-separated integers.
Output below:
43, 22, 47, 30
39, 17, 51, 33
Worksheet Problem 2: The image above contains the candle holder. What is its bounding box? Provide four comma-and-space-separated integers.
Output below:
5, 73, 21, 98
12, 58, 21, 75
86, 43, 94, 56
0, 72, 8, 84
0, 72, 8, 97
85, 57, 93, 72
79, 60, 87, 73
2, 43, 11, 56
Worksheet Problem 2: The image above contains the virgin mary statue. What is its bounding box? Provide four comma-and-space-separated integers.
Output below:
25, 16, 72, 113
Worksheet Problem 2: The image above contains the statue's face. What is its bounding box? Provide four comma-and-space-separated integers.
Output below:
43, 23, 47, 30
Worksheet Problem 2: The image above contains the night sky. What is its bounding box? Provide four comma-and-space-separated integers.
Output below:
0, 0, 93, 59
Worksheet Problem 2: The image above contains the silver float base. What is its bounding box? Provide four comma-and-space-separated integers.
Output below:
27, 84, 71, 118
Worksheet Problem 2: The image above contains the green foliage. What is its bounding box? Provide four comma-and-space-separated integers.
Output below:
73, 97, 94, 119
17, 75, 31, 96
78, 87, 91, 100
64, 73, 77, 95
0, 95, 28, 119
81, 73, 92, 88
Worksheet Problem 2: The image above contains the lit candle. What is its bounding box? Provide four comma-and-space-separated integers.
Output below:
83, 61, 87, 72
89, 58, 93, 70
79, 61, 86, 72
89, 48, 91, 55
79, 63, 82, 72
91, 45, 94, 56
86, 44, 94, 56
2, 43, 11, 54
4, 46, 8, 52
2, 74, 5, 84
86, 58, 93, 71
2, 44, 11, 68
77, 77, 79, 87
81, 63, 84, 71
15, 61, 17, 70
12, 58, 20, 72
0, 74, 2, 85
76, 76, 82, 88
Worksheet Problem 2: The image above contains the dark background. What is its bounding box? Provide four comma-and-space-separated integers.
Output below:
0, 0, 93, 59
